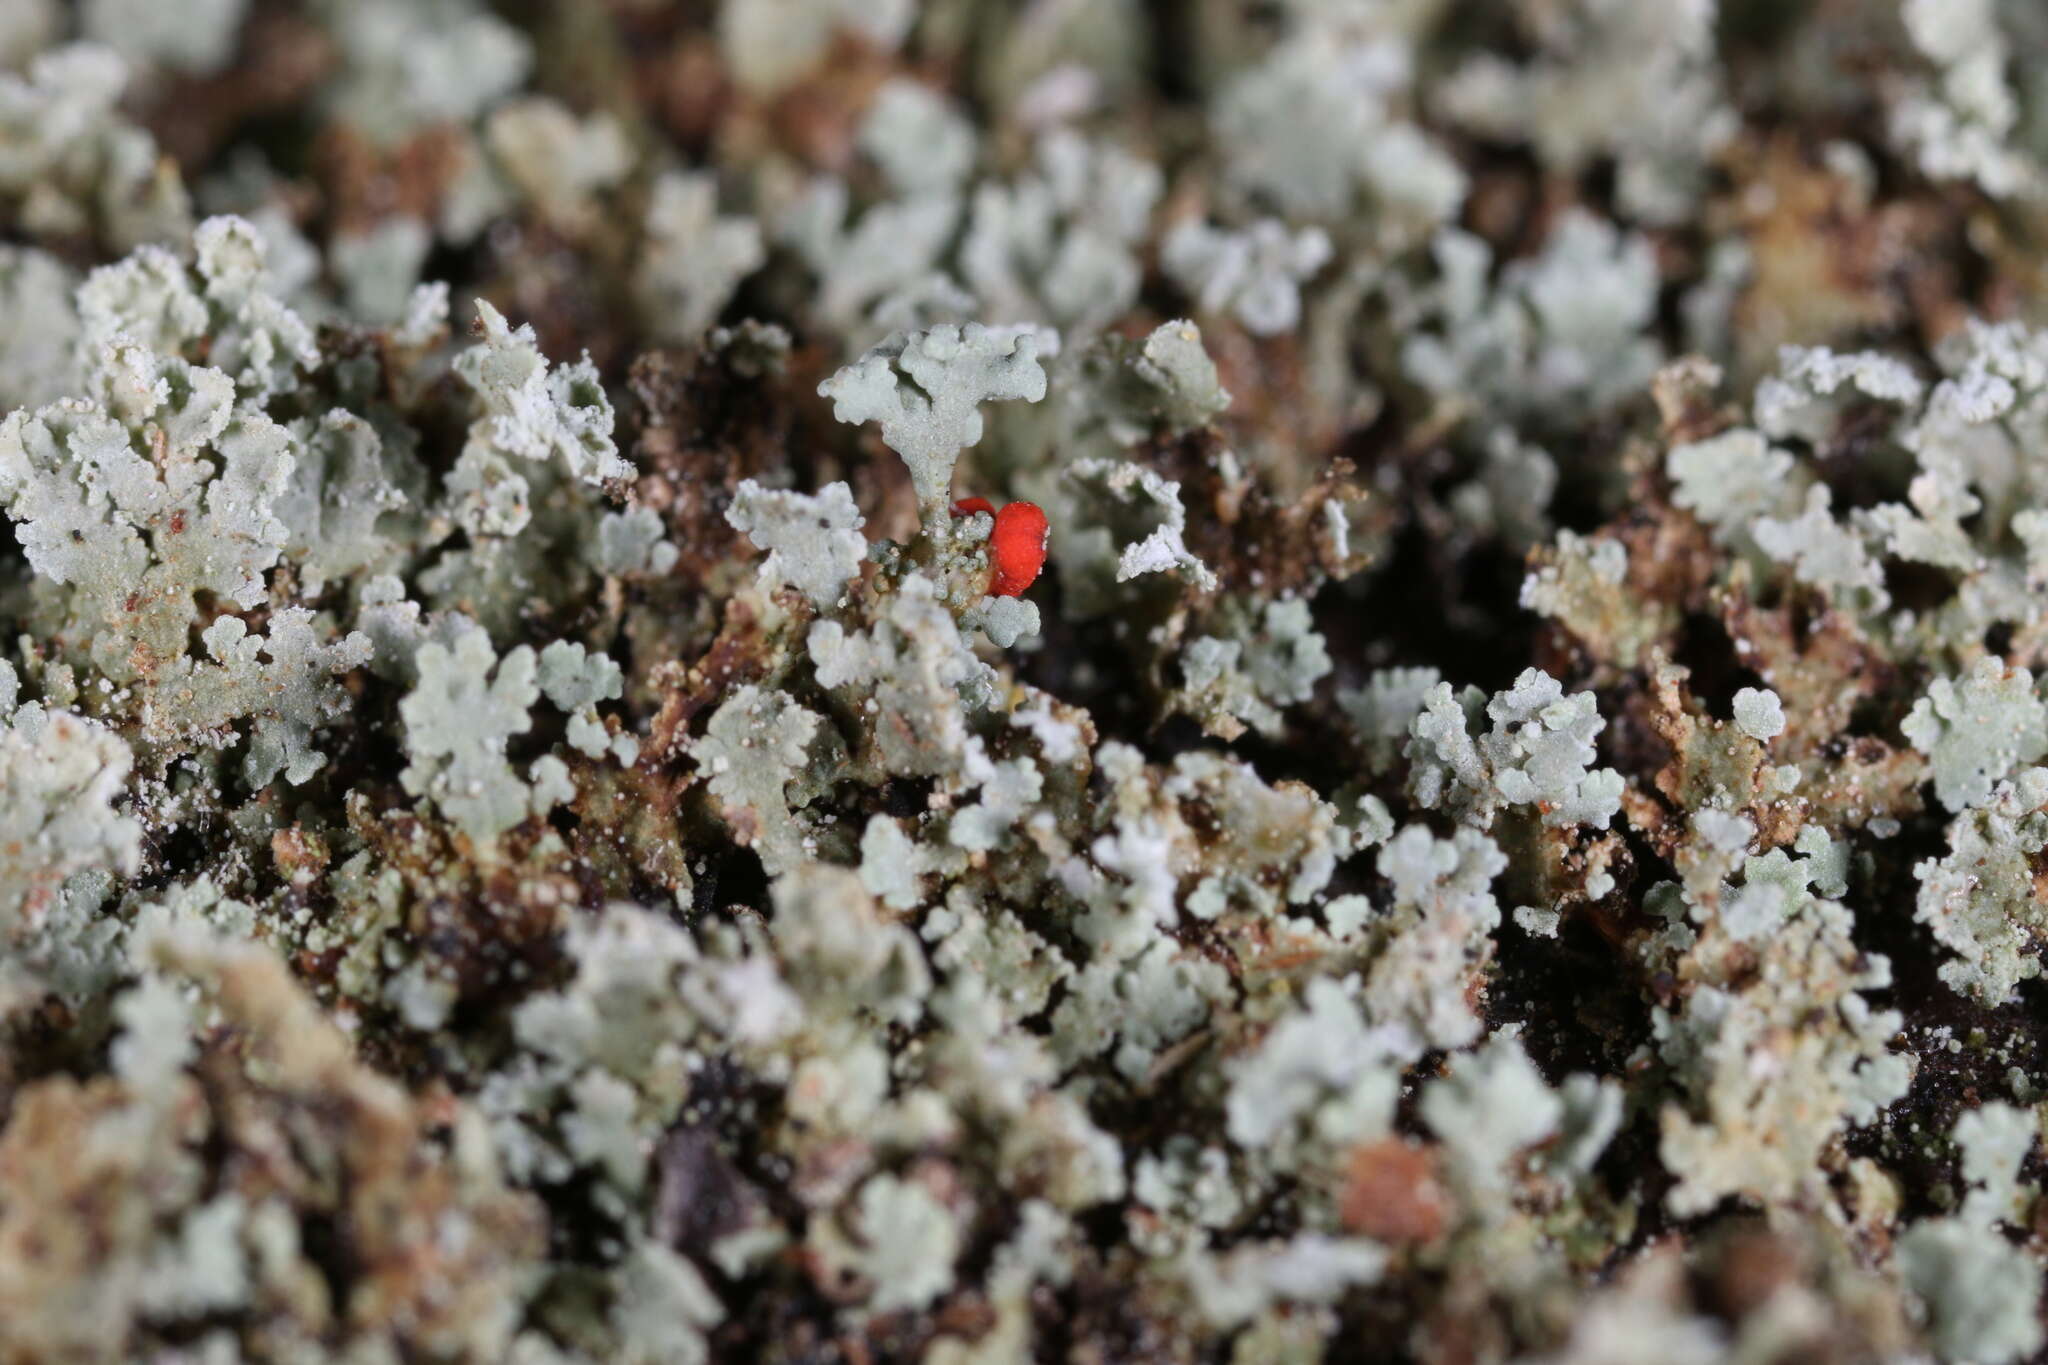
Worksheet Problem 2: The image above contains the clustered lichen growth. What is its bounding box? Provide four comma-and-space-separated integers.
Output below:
7, 1, 2048, 1362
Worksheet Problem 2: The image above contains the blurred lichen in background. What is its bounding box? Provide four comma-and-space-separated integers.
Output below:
6, 0, 2048, 1361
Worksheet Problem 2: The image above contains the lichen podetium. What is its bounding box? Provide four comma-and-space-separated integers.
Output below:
0, 3, 2044, 1361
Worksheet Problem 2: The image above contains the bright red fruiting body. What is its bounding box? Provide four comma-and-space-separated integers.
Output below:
989, 501, 1050, 596
952, 497, 1049, 597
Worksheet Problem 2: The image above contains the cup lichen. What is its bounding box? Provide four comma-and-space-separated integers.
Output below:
0, 3, 2045, 1362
